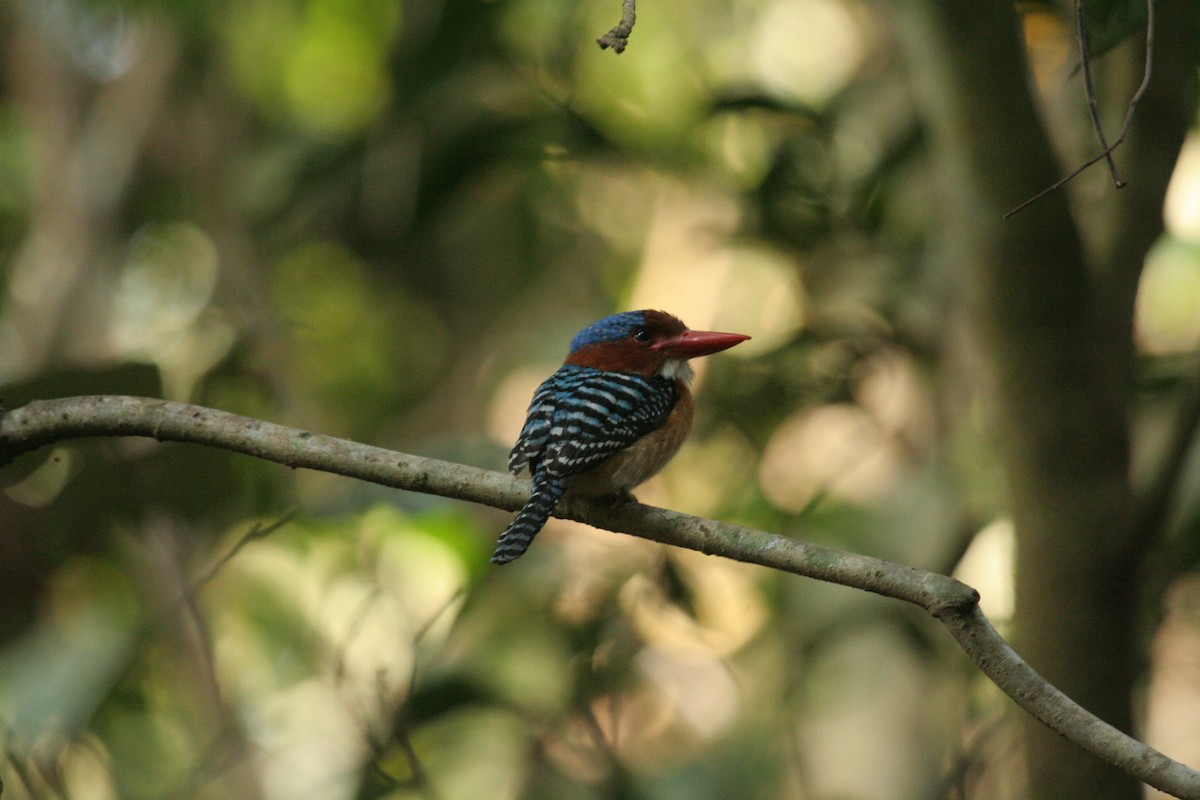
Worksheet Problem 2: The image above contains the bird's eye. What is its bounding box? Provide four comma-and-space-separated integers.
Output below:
633, 328, 653, 344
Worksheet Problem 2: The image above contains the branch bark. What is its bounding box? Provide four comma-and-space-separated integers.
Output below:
2, 395, 1200, 798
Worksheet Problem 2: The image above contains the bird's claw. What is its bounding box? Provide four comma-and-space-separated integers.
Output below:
606, 490, 638, 512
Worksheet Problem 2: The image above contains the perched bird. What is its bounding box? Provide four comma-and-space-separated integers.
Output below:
491, 310, 750, 564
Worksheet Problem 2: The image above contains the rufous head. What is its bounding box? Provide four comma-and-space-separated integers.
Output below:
565, 310, 750, 377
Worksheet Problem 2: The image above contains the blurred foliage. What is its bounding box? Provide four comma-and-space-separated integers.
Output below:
0, 0, 1196, 799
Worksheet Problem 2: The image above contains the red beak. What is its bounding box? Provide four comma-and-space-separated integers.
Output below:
652, 329, 751, 358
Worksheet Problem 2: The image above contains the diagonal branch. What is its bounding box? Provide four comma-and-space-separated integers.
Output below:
2, 395, 1200, 799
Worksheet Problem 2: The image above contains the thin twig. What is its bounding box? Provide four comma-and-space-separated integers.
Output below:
1005, 0, 1155, 218
0, 726, 54, 800
597, 0, 636, 53
3, 395, 1200, 799
937, 714, 1012, 799
390, 724, 441, 798
1076, 0, 1124, 188
191, 510, 297, 589
1137, 359, 1200, 538
349, 593, 460, 800
579, 700, 623, 771
332, 586, 384, 684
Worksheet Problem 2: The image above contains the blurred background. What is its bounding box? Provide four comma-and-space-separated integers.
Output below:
0, 0, 1197, 798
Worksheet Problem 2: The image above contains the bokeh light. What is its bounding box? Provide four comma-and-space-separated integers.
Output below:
1135, 239, 1200, 355
1166, 133, 1200, 243
753, 0, 867, 106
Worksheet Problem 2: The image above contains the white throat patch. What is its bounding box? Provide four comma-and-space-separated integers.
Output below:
658, 358, 694, 383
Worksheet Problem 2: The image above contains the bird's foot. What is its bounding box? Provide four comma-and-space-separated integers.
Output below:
605, 489, 638, 512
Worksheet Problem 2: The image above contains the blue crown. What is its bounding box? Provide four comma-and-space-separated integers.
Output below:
569, 311, 647, 353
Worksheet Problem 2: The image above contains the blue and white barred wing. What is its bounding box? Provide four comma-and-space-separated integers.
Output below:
507, 373, 563, 475
493, 365, 677, 565
540, 370, 676, 475
508, 365, 677, 479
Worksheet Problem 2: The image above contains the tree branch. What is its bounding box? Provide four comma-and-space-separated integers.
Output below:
2, 395, 1200, 798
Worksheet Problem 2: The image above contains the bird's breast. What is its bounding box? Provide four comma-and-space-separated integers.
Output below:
571, 381, 694, 495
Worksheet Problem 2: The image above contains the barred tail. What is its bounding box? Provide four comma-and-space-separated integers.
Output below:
491, 474, 565, 564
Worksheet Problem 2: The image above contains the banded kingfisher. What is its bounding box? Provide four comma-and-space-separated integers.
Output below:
491, 310, 750, 564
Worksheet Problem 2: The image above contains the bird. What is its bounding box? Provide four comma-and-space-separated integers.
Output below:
491, 310, 750, 564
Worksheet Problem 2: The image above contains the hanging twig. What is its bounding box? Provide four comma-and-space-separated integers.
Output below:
1005, 0, 1155, 219
597, 0, 636, 53
1076, 0, 1124, 188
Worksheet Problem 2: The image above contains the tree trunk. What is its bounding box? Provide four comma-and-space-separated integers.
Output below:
889, 1, 1199, 798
